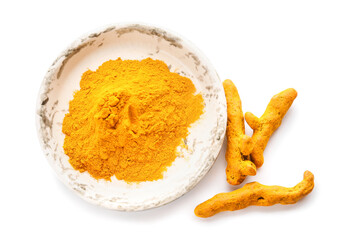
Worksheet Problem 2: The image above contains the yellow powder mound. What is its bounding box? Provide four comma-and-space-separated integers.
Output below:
62, 58, 204, 182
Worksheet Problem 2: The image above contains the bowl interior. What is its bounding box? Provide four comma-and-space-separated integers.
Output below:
37, 24, 226, 211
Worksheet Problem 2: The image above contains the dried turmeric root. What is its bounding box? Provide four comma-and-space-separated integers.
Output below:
223, 79, 256, 185
194, 170, 314, 218
245, 88, 297, 168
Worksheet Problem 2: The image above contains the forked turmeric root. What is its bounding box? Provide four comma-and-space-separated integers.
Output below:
245, 88, 298, 168
196, 83, 310, 217
223, 80, 297, 184
194, 171, 314, 218
223, 79, 256, 185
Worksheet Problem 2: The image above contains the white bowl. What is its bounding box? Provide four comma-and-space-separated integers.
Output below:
36, 23, 227, 211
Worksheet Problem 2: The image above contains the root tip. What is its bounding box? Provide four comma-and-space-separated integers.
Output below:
303, 170, 314, 181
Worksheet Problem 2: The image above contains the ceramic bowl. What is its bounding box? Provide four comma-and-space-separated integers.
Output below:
36, 23, 226, 211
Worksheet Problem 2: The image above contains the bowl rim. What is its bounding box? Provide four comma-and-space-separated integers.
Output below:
36, 22, 227, 211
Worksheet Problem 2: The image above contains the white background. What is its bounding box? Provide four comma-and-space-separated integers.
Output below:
1, 0, 350, 239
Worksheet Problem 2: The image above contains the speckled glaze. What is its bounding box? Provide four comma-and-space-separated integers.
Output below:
36, 23, 227, 211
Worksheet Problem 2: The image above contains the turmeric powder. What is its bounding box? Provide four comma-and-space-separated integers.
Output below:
62, 58, 204, 182
223, 79, 256, 185
245, 88, 297, 168
194, 170, 314, 217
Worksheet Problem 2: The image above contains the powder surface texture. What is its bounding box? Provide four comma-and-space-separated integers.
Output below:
62, 58, 204, 182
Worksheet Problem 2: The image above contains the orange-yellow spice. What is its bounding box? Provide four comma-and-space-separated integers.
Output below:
195, 170, 314, 218
62, 58, 204, 182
